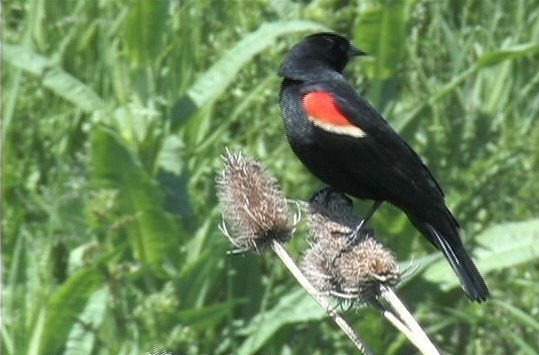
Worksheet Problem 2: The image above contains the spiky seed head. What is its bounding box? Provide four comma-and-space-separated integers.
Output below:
302, 189, 400, 302
308, 187, 359, 241
332, 236, 400, 300
216, 149, 291, 251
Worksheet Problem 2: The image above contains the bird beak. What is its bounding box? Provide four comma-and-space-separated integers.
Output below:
349, 46, 367, 57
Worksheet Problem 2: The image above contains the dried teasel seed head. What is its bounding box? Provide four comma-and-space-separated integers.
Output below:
216, 149, 291, 251
332, 236, 400, 301
302, 189, 400, 303
308, 187, 360, 241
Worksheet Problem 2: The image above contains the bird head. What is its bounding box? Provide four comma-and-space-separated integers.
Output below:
278, 32, 366, 80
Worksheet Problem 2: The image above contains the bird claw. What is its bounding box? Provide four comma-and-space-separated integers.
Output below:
332, 218, 368, 264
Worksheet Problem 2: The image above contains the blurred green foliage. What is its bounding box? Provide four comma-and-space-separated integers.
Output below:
2, 0, 539, 354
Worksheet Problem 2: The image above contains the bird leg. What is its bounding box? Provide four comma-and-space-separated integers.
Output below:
333, 201, 383, 263
351, 200, 382, 241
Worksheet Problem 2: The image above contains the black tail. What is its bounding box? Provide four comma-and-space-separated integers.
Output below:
408, 207, 489, 302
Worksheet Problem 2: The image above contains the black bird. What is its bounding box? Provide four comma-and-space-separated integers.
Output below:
278, 32, 489, 302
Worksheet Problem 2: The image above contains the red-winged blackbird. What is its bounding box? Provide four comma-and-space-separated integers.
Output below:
278, 32, 489, 302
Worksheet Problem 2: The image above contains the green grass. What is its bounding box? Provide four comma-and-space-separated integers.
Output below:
2, 0, 539, 354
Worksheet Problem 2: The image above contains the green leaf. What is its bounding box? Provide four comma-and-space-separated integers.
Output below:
476, 43, 539, 68
238, 288, 325, 355
176, 231, 228, 307
122, 0, 167, 65
505, 331, 539, 355
172, 20, 326, 123
354, 0, 414, 79
176, 301, 240, 331
64, 287, 110, 355
90, 126, 183, 273
27, 309, 46, 355
38, 268, 104, 355
2, 44, 106, 113
2, 43, 53, 75
394, 41, 539, 133
493, 300, 539, 332
422, 219, 539, 290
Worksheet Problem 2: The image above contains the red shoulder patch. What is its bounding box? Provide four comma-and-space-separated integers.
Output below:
303, 91, 353, 126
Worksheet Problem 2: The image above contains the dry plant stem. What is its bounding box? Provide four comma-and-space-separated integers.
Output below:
270, 240, 373, 355
379, 307, 439, 355
379, 309, 420, 348
369, 296, 436, 354
379, 285, 440, 355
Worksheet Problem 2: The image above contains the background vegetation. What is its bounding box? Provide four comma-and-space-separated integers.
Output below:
2, 0, 539, 354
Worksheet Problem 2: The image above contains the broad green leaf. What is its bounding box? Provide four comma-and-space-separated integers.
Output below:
90, 126, 183, 273
354, 0, 414, 79
172, 20, 326, 123
2, 44, 106, 113
64, 287, 110, 355
157, 135, 185, 175
238, 288, 325, 355
38, 268, 103, 355
422, 219, 539, 290
121, 0, 167, 65
2, 43, 53, 75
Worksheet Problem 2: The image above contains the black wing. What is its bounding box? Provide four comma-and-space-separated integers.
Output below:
302, 79, 446, 206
